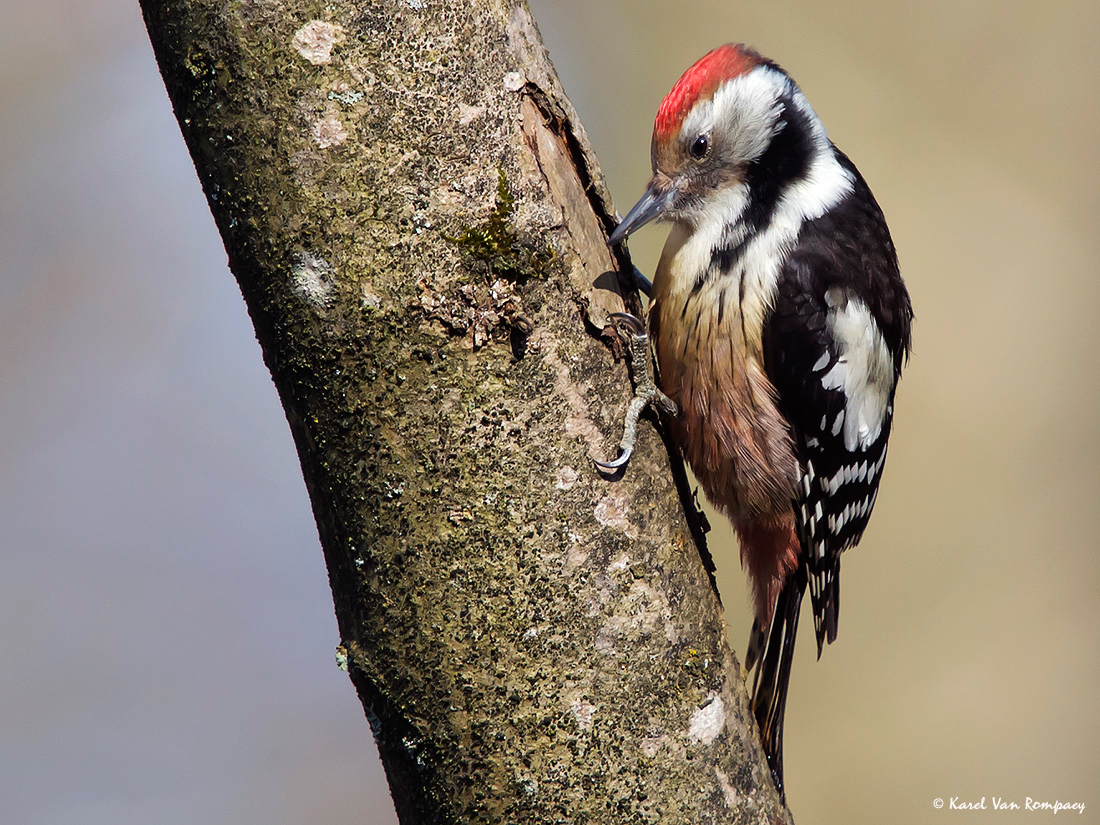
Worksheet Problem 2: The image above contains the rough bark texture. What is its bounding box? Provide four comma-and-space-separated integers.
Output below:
140, 1, 792, 822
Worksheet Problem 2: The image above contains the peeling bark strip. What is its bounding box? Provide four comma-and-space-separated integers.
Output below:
139, 1, 791, 822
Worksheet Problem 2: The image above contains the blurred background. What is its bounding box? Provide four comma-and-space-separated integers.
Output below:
1, 1, 1096, 823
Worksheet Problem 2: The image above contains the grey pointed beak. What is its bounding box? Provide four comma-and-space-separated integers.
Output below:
608, 181, 673, 246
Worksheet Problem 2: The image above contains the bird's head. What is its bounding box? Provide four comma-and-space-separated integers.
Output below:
610, 44, 810, 244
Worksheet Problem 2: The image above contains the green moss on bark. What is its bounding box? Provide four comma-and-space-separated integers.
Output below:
448, 169, 556, 282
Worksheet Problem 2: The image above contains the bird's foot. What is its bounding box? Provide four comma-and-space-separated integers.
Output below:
595, 312, 678, 472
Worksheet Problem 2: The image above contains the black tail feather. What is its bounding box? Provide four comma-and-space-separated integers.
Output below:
748, 567, 807, 803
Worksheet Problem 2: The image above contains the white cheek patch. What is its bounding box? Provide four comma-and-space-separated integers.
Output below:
820, 289, 893, 450
699, 70, 787, 163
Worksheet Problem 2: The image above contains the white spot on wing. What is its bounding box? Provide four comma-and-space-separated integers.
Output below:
821, 359, 847, 390
823, 291, 894, 450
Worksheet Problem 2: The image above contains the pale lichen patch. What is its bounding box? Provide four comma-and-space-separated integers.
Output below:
565, 539, 588, 571
593, 635, 617, 656
555, 465, 578, 490
362, 282, 382, 309
536, 332, 604, 455
417, 277, 525, 349
569, 699, 596, 731
456, 102, 486, 124
502, 71, 525, 92
312, 110, 348, 148
687, 693, 725, 745
640, 736, 665, 757
595, 578, 676, 657
328, 83, 364, 106
641, 733, 686, 760
291, 20, 346, 65
291, 251, 334, 306
715, 767, 743, 808
594, 492, 632, 535
606, 552, 631, 574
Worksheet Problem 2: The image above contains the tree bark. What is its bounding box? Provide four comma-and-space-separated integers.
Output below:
139, 1, 791, 822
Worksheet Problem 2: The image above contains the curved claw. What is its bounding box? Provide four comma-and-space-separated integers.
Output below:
595, 310, 674, 475
594, 445, 634, 472
608, 311, 646, 335
594, 393, 648, 473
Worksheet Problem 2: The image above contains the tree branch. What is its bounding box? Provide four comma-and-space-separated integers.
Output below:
139, 0, 791, 821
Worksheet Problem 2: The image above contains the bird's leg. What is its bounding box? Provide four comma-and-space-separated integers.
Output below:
595, 312, 678, 472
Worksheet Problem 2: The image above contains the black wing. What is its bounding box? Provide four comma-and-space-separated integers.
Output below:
762, 152, 911, 653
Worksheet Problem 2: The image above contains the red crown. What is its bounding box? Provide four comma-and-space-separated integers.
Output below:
654, 44, 762, 142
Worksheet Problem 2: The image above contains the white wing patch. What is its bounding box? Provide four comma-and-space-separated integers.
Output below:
819, 289, 893, 451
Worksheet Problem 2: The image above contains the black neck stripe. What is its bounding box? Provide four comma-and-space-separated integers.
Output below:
705, 92, 814, 277
742, 92, 814, 235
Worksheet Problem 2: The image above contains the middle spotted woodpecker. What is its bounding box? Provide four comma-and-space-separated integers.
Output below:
599, 43, 913, 799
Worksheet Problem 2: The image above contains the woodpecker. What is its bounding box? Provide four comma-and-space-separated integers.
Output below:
600, 44, 912, 799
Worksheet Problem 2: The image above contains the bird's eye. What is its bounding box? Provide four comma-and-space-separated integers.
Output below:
689, 134, 709, 159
